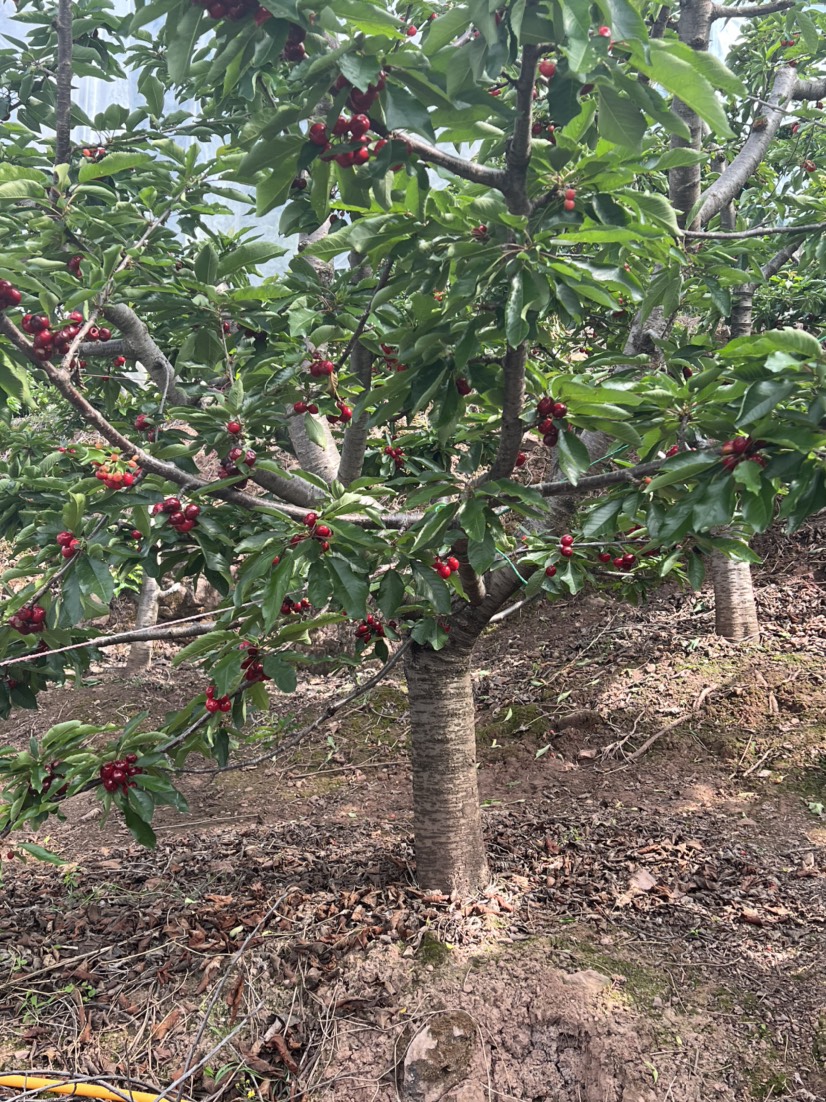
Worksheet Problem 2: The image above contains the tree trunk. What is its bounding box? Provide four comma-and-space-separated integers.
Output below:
709, 552, 759, 640
126, 575, 160, 670
404, 644, 489, 894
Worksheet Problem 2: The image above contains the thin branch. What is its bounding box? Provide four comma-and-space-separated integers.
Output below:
761, 237, 801, 279
333, 255, 394, 374
391, 131, 506, 190
695, 67, 798, 228
683, 220, 826, 239
534, 450, 720, 498
650, 5, 671, 38
711, 0, 794, 18
53, 0, 73, 169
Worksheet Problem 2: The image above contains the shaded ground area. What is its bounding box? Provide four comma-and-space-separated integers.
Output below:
1, 533, 825, 1101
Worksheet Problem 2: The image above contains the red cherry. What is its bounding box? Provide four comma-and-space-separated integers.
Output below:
560, 534, 574, 547
559, 546, 574, 558
545, 565, 557, 577
349, 114, 371, 138
227, 420, 242, 434
446, 556, 460, 572
564, 188, 575, 200
563, 199, 575, 212
304, 512, 318, 527
205, 698, 221, 713
455, 377, 472, 396
307, 403, 319, 414
308, 122, 329, 146
597, 25, 611, 36
622, 553, 636, 566
612, 556, 625, 568
598, 552, 612, 563
539, 59, 556, 78
536, 397, 553, 417
293, 401, 307, 413
162, 497, 181, 514
352, 146, 370, 165
315, 524, 331, 538
515, 452, 527, 467
436, 563, 452, 579
338, 403, 353, 421
184, 503, 201, 519
552, 402, 567, 419
56, 530, 74, 546
406, 24, 417, 35
131, 529, 142, 540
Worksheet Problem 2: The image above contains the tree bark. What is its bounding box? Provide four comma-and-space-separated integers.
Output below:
709, 552, 759, 640
404, 645, 489, 894
126, 575, 160, 670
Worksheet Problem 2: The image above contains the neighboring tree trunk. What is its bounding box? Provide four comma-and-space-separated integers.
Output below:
709, 552, 759, 640
404, 645, 489, 893
126, 575, 160, 670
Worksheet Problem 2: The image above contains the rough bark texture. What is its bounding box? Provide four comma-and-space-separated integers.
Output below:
404, 646, 489, 894
709, 552, 759, 640
54, 0, 73, 169
126, 576, 160, 671
668, 0, 713, 222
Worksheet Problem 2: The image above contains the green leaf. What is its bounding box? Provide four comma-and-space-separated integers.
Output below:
377, 569, 406, 619
194, 242, 219, 285
326, 555, 369, 618
262, 654, 297, 692
505, 273, 529, 347
412, 563, 452, 614
128, 786, 155, 823
17, 842, 66, 864
582, 497, 622, 537
604, 0, 647, 41
166, 3, 205, 84
737, 380, 796, 426
458, 497, 487, 543
721, 327, 823, 361
383, 85, 436, 140
597, 86, 646, 148
555, 430, 591, 486
424, 5, 469, 54
123, 804, 157, 848
686, 551, 705, 590
641, 42, 734, 138
407, 503, 458, 554
217, 241, 286, 278
796, 10, 819, 53
77, 153, 153, 182
647, 451, 719, 490
692, 478, 735, 530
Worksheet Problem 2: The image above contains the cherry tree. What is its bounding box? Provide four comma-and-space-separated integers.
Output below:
0, 0, 825, 891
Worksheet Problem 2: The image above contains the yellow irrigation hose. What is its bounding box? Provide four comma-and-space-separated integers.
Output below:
0, 1075, 190, 1102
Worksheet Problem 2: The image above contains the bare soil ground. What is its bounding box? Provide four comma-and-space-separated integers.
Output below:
1, 528, 825, 1102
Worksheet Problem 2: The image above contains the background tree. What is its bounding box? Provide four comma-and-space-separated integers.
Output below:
0, 0, 825, 891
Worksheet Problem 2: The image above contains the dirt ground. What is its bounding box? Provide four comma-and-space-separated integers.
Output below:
1, 527, 825, 1102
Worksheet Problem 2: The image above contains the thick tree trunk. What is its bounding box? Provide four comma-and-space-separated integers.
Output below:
126, 575, 160, 670
404, 645, 489, 894
709, 552, 759, 640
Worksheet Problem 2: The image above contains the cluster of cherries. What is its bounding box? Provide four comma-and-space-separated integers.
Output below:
561, 186, 577, 212
67, 254, 83, 278
93, 455, 140, 490
308, 113, 384, 169
56, 530, 82, 560
81, 146, 107, 161
36, 760, 68, 798
293, 400, 320, 415
8, 604, 47, 635
21, 311, 110, 361
205, 685, 232, 713
99, 754, 142, 794
433, 554, 461, 579
280, 596, 312, 616
192, 0, 270, 25
218, 446, 257, 487
354, 613, 385, 644
384, 444, 406, 470
380, 344, 408, 372
334, 70, 387, 115
720, 436, 766, 472
290, 512, 332, 552
0, 278, 22, 309
151, 496, 201, 535
134, 413, 157, 442
327, 400, 353, 424
239, 641, 270, 684
308, 356, 336, 377
599, 551, 638, 570
535, 395, 568, 448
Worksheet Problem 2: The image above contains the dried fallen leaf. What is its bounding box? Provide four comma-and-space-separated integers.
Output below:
151, 1008, 182, 1041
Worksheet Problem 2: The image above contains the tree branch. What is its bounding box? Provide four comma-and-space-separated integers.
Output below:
337, 340, 373, 486
476, 342, 527, 485
53, 0, 73, 169
761, 237, 801, 279
391, 132, 506, 190
792, 77, 826, 101
683, 220, 826, 239
102, 303, 197, 410
711, 0, 794, 18
695, 66, 798, 228
504, 43, 541, 216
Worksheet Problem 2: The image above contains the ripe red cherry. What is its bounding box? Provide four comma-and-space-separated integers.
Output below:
538, 418, 554, 435
352, 147, 371, 165
543, 431, 559, 447
338, 403, 353, 421
131, 529, 142, 540
539, 59, 556, 78
205, 698, 221, 713
56, 531, 74, 546
293, 401, 307, 413
597, 25, 611, 36
536, 396, 554, 416
349, 114, 371, 138
598, 552, 612, 563
564, 188, 575, 200
560, 534, 574, 547
559, 546, 574, 558
162, 497, 181, 514
308, 122, 329, 146
552, 402, 567, 419
446, 556, 460, 572
622, 553, 636, 566
184, 504, 201, 520
803, 160, 816, 172
406, 24, 417, 35
227, 420, 242, 434
307, 403, 319, 414
304, 512, 318, 527
563, 198, 575, 212
455, 377, 472, 396
436, 563, 452, 579
471, 224, 488, 240
545, 565, 557, 577
612, 556, 625, 568
515, 452, 527, 467
315, 524, 331, 538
